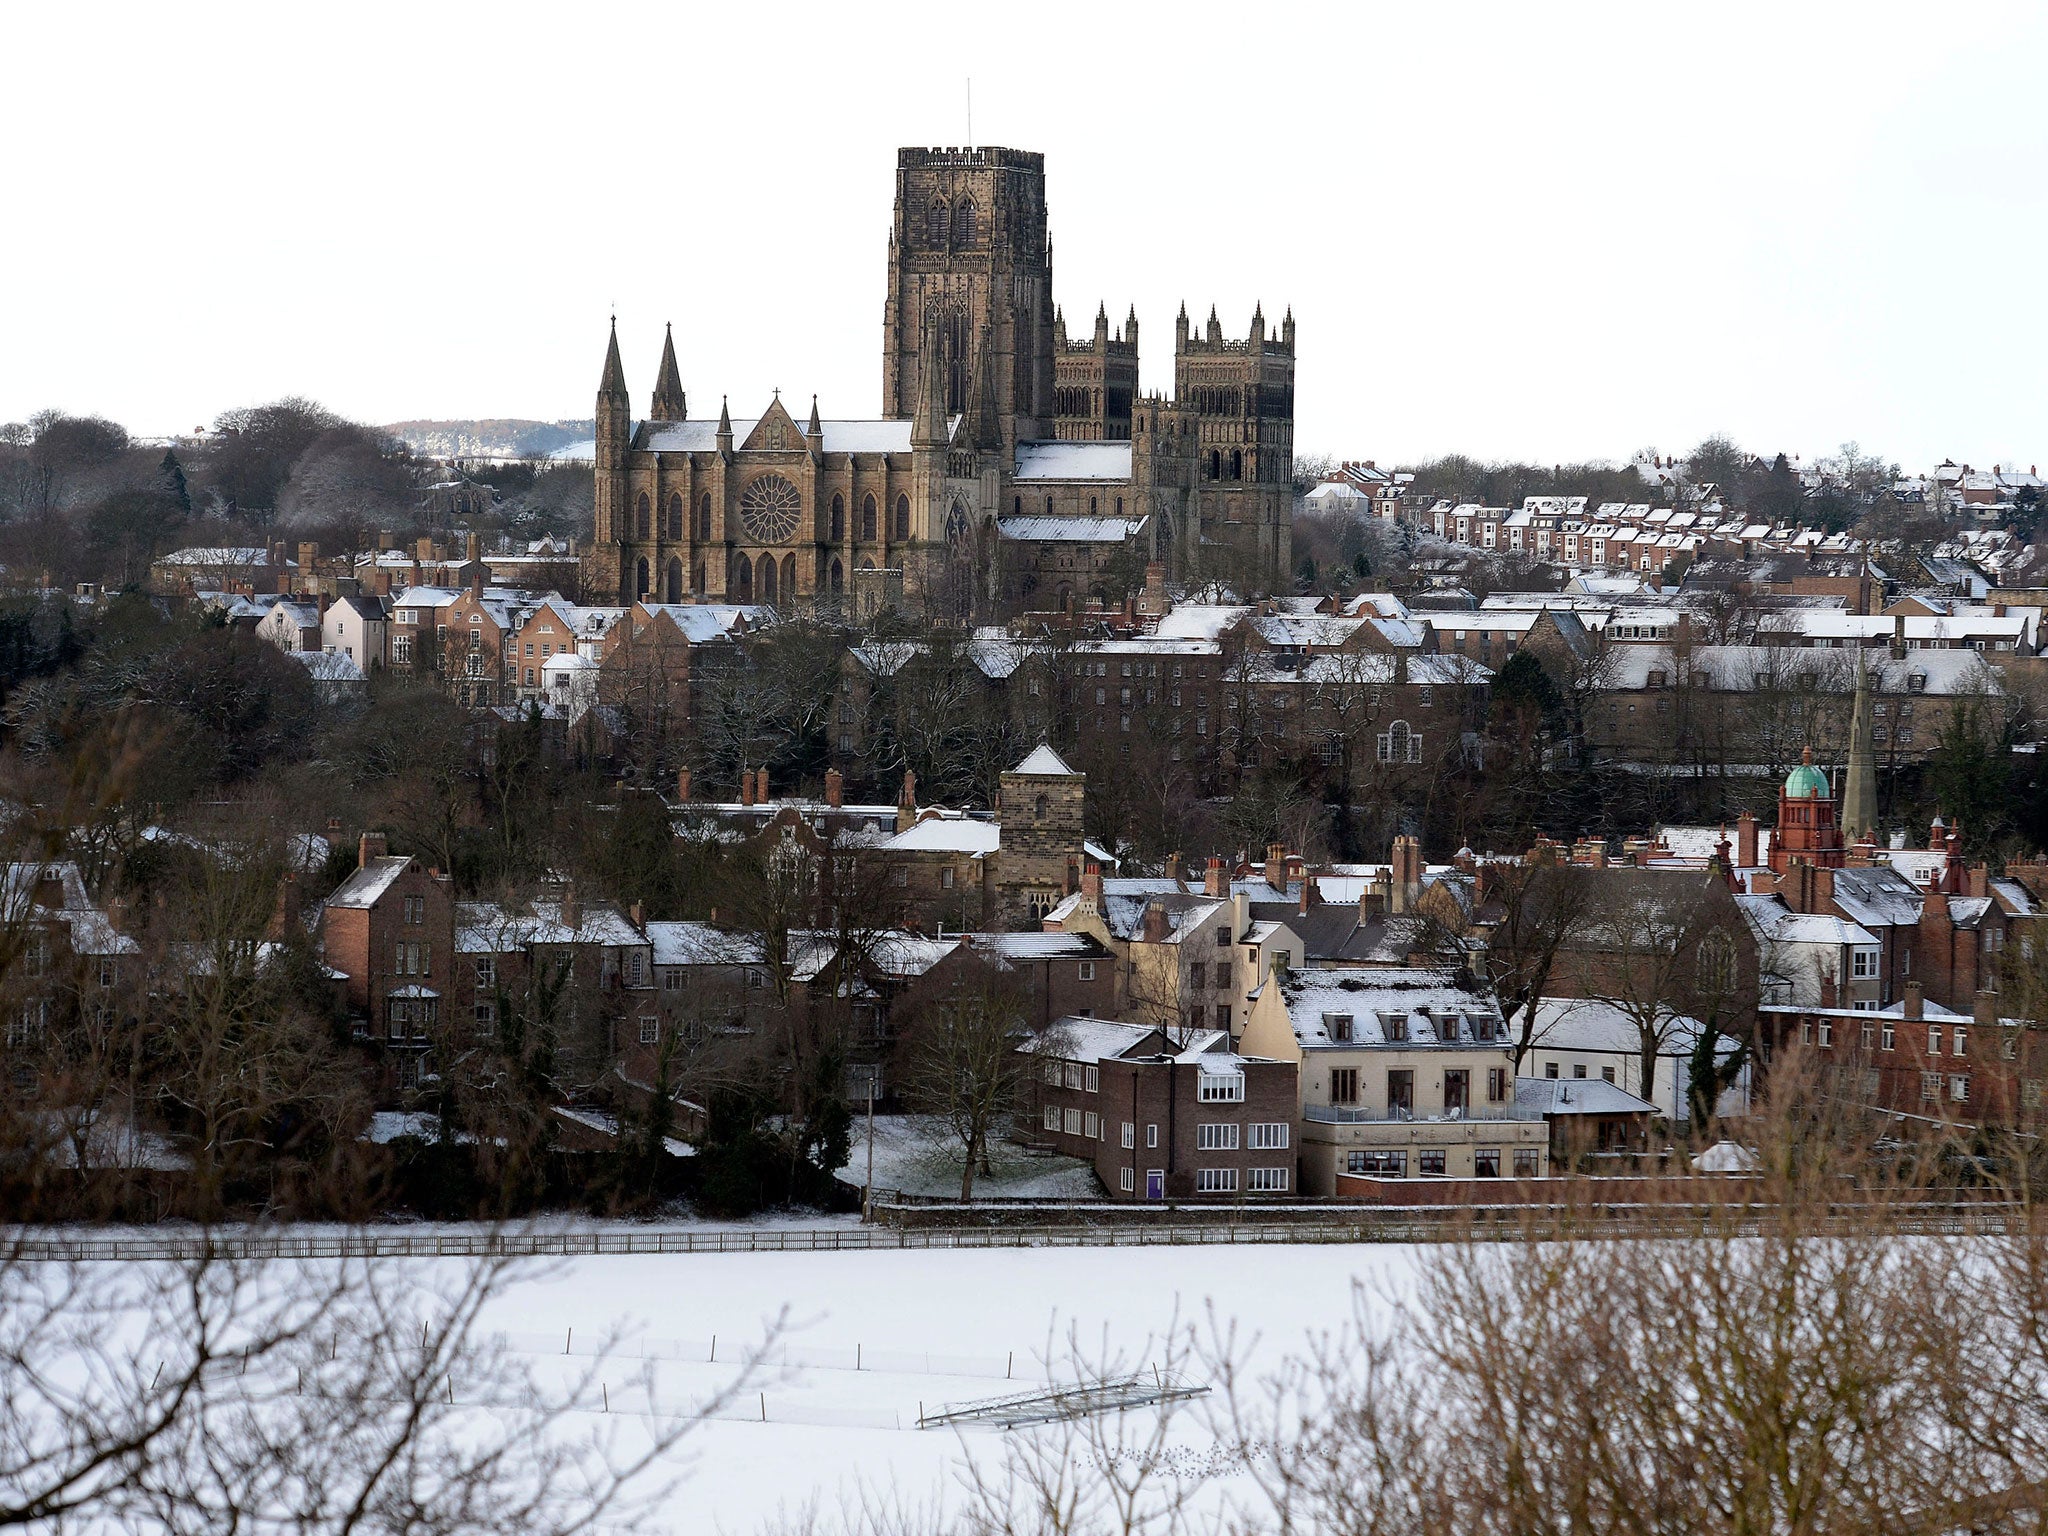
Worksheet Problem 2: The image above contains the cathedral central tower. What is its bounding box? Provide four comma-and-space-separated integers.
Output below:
881, 147, 1056, 453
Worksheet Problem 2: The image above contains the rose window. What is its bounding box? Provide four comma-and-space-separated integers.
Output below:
738, 475, 803, 544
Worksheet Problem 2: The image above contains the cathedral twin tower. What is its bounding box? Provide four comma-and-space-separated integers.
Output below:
585, 146, 1294, 616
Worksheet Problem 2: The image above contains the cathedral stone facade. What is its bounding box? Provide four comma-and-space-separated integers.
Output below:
583, 146, 1294, 618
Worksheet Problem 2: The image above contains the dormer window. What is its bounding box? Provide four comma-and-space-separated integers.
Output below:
1325, 1013, 1354, 1042
1382, 1012, 1408, 1043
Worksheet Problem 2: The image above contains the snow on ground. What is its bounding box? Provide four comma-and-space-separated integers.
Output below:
458, 1242, 1428, 1533
838, 1115, 1102, 1202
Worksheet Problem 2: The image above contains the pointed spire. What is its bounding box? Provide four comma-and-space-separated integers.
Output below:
913, 303, 948, 449
649, 322, 686, 422
807, 393, 821, 437
598, 317, 628, 399
1842, 649, 1878, 843
717, 395, 733, 449
967, 325, 1001, 451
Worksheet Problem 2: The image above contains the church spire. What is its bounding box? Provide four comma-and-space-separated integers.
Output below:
966, 325, 1001, 451
598, 317, 628, 401
1842, 650, 1879, 843
716, 395, 733, 457
912, 304, 948, 449
807, 393, 822, 437
649, 322, 686, 421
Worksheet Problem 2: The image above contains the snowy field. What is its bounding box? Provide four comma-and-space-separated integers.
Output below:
462, 1242, 1426, 1532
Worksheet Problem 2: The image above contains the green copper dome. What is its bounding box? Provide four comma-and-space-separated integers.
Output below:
1784, 761, 1831, 799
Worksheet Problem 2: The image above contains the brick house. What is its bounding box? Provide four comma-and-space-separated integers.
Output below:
1758, 983, 2045, 1127
1020, 1016, 1301, 1200
0, 862, 137, 1082
317, 834, 455, 1091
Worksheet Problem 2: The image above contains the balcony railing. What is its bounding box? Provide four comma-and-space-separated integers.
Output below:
1305, 1103, 1545, 1125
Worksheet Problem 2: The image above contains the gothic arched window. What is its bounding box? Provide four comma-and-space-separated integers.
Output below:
667, 493, 683, 539
692, 559, 706, 594
759, 554, 778, 604
733, 553, 752, 603
635, 557, 650, 597
1089, 497, 1098, 515
1231, 448, 1243, 480
861, 494, 877, 541
697, 493, 713, 541
666, 557, 683, 603
829, 558, 843, 595
635, 493, 651, 539
1209, 449, 1222, 481
782, 553, 796, 597
927, 200, 949, 247
945, 504, 968, 543
831, 493, 844, 541
952, 199, 977, 247
894, 494, 909, 541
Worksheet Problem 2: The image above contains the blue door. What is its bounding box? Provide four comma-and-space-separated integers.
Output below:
1145, 1170, 1165, 1200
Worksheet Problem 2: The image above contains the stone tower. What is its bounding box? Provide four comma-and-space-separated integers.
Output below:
1172, 303, 1295, 584
589, 319, 632, 596
882, 146, 1055, 452
1053, 303, 1139, 441
997, 742, 1086, 917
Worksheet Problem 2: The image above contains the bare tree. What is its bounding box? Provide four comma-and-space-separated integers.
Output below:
0, 1240, 765, 1534
1432, 854, 1594, 1072
895, 964, 1031, 1201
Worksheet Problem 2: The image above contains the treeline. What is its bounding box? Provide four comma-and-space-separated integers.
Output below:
0, 400, 594, 592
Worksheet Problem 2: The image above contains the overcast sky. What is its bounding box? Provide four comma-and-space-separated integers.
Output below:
5, 1, 2044, 471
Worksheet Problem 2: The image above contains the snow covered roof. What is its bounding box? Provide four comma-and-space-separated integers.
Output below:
1012, 441, 1135, 482
1010, 743, 1080, 777
1276, 967, 1505, 1046
646, 921, 767, 967
1024, 1016, 1159, 1063
1528, 997, 1720, 1058
1151, 604, 1252, 640
1828, 866, 1925, 929
638, 417, 928, 456
324, 856, 414, 910
995, 515, 1146, 542
289, 649, 366, 683
882, 812, 1001, 855
1514, 1078, 1659, 1117
634, 602, 775, 643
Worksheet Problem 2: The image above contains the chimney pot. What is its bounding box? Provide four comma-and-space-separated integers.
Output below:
357, 831, 388, 869
677, 767, 692, 801
1904, 981, 1924, 1021
825, 767, 844, 808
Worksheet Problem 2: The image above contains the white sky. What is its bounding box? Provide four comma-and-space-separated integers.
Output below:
5, 1, 2045, 470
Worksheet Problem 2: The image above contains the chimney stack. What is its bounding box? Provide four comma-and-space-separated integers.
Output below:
756, 767, 771, 805
1204, 856, 1227, 898
896, 769, 917, 834
358, 831, 388, 869
1737, 812, 1759, 871
1903, 981, 1924, 1021
1081, 861, 1103, 909
825, 767, 844, 808
677, 766, 692, 801
739, 769, 756, 807
1141, 900, 1169, 944
1165, 851, 1185, 886
1264, 843, 1288, 895
629, 900, 645, 935
559, 882, 580, 932
1975, 989, 1997, 1027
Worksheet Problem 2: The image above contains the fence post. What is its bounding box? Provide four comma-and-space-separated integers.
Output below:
565, 1328, 572, 1355
760, 1392, 766, 1423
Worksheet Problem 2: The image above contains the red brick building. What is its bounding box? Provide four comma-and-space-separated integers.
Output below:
1021, 1017, 1300, 1200
317, 834, 455, 1090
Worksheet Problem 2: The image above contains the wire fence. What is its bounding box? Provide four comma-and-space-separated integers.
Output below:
496, 1328, 1027, 1382
4, 1201, 2025, 1263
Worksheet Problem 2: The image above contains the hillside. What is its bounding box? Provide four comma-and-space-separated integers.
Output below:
382, 418, 594, 461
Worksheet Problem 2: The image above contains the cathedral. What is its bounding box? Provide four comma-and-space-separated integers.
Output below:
582, 146, 1294, 618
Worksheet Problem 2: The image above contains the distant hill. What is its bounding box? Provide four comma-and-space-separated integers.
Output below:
382, 418, 594, 461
